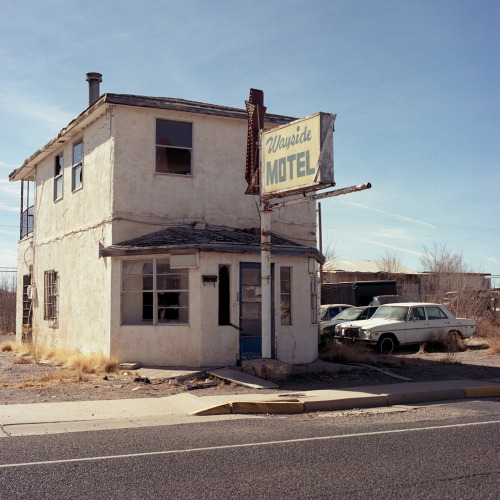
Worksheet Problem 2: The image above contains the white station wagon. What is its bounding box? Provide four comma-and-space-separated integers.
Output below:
334, 302, 476, 354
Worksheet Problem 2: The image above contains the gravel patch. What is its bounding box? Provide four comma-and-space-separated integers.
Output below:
1, 335, 499, 405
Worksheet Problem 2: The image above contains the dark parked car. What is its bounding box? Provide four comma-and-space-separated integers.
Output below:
320, 306, 378, 343
320, 304, 353, 322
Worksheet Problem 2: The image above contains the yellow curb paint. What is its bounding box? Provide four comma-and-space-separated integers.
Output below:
232, 401, 305, 414
190, 403, 232, 416
464, 387, 500, 398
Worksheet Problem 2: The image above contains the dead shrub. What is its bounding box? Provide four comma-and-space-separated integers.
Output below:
474, 319, 500, 356
1, 341, 13, 352
66, 353, 95, 374
321, 340, 375, 364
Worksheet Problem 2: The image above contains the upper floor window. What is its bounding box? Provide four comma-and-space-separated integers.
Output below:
72, 141, 83, 191
54, 153, 63, 201
155, 119, 192, 175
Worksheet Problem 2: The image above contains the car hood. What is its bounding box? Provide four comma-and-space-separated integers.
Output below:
320, 318, 351, 329
339, 318, 405, 330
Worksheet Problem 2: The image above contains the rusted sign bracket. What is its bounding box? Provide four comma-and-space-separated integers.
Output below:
264, 182, 372, 211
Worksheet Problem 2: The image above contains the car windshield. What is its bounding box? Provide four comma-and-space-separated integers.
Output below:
371, 305, 409, 321
335, 308, 364, 320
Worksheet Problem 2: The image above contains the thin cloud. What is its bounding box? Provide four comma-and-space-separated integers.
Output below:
0, 85, 74, 135
342, 201, 436, 229
358, 238, 424, 257
367, 226, 416, 242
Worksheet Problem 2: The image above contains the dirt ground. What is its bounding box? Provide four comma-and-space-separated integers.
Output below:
1, 334, 500, 405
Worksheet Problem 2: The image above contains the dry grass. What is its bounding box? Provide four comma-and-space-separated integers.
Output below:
1, 340, 120, 388
12, 370, 90, 388
321, 340, 376, 365
475, 319, 500, 356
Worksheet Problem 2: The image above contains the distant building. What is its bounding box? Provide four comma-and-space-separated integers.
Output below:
8, 75, 322, 366
322, 258, 491, 301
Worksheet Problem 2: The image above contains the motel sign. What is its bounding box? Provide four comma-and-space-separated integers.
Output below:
261, 112, 336, 199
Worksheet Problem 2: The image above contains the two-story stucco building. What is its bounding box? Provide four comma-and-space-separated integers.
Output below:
9, 74, 322, 367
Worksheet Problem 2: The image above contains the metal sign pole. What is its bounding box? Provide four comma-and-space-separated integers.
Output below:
261, 206, 272, 359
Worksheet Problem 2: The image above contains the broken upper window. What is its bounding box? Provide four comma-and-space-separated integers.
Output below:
54, 153, 63, 201
122, 259, 189, 325
72, 140, 83, 191
155, 119, 192, 175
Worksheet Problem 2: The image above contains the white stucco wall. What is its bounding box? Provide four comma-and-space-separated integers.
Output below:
110, 105, 316, 247
15, 112, 115, 354
108, 251, 318, 367
15, 101, 319, 365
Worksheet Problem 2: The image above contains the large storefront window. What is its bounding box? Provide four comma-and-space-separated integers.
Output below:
122, 259, 189, 325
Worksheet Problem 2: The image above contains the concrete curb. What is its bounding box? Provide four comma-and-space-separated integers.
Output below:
464, 386, 500, 398
193, 401, 304, 416
191, 385, 500, 416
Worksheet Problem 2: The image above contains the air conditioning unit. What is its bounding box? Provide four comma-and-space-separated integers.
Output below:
27, 286, 37, 300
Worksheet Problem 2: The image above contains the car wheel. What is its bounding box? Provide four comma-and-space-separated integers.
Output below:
377, 335, 395, 355
446, 331, 461, 350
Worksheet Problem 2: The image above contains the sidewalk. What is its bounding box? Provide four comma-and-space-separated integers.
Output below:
1, 378, 500, 437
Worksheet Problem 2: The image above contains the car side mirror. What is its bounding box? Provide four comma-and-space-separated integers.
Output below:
413, 317, 419, 322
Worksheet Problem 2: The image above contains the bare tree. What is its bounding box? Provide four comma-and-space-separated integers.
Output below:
379, 250, 405, 275
420, 243, 489, 319
0, 272, 16, 335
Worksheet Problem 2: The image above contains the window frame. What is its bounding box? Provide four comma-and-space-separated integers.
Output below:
311, 275, 318, 325
155, 119, 193, 176
54, 153, 63, 201
43, 270, 58, 320
280, 266, 292, 325
72, 140, 83, 192
121, 258, 189, 325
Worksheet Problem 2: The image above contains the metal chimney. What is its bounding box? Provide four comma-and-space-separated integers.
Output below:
86, 72, 102, 106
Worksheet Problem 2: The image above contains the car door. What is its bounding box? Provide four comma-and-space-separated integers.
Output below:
405, 306, 428, 344
424, 306, 450, 342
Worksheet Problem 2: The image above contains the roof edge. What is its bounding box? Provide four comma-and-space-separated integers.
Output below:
9, 92, 297, 182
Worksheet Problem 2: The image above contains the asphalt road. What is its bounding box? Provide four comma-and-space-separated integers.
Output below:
1, 399, 500, 499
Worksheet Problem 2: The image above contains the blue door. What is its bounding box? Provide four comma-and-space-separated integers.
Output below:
239, 263, 274, 361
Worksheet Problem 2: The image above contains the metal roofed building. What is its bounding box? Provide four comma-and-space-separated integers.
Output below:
9, 75, 322, 367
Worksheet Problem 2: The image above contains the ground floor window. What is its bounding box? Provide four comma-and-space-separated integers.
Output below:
280, 267, 291, 325
44, 270, 58, 320
311, 275, 318, 325
22, 274, 32, 326
218, 265, 230, 325
122, 258, 189, 325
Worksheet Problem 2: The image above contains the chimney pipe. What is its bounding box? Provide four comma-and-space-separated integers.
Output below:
86, 72, 102, 106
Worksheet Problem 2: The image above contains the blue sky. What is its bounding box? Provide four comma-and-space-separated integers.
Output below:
1, 0, 499, 284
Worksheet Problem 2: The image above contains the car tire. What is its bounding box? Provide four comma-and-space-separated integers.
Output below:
446, 331, 461, 350
376, 335, 396, 355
